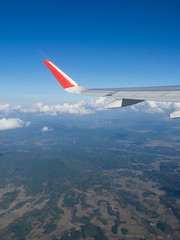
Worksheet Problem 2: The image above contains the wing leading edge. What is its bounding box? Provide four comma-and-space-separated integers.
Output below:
43, 60, 180, 118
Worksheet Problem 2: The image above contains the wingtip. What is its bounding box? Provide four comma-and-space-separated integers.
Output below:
43, 60, 78, 89
43, 59, 49, 64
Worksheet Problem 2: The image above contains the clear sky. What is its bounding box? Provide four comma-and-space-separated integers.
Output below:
0, 0, 180, 104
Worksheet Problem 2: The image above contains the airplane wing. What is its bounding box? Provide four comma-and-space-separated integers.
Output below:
43, 60, 180, 118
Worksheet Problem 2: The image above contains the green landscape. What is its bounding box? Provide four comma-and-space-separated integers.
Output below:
0, 116, 179, 239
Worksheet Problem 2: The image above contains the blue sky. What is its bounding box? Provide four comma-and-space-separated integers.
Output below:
0, 0, 180, 104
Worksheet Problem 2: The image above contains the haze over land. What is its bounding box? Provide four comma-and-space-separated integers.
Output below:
0, 105, 180, 239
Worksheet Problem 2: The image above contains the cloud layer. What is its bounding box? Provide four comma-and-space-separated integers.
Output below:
19, 98, 108, 116
130, 101, 180, 114
0, 98, 180, 117
20, 101, 94, 116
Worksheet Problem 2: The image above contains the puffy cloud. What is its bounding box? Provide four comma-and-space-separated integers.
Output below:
0, 104, 10, 111
20, 98, 109, 116
11, 105, 22, 110
0, 118, 25, 130
25, 121, 31, 127
88, 97, 108, 110
42, 126, 50, 132
145, 102, 164, 113
20, 102, 94, 115
130, 101, 180, 114
1, 98, 180, 117
42, 126, 53, 132
0, 104, 22, 116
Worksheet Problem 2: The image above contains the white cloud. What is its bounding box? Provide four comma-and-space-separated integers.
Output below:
20, 101, 94, 116
19, 98, 109, 116
0, 104, 10, 111
0, 118, 25, 130
11, 105, 22, 110
42, 126, 49, 132
1, 99, 180, 117
25, 121, 31, 127
0, 104, 22, 116
88, 97, 108, 110
130, 101, 180, 114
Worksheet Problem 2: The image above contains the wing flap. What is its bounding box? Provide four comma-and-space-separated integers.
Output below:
105, 99, 143, 109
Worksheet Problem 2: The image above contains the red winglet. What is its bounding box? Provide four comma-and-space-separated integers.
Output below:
43, 60, 75, 89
